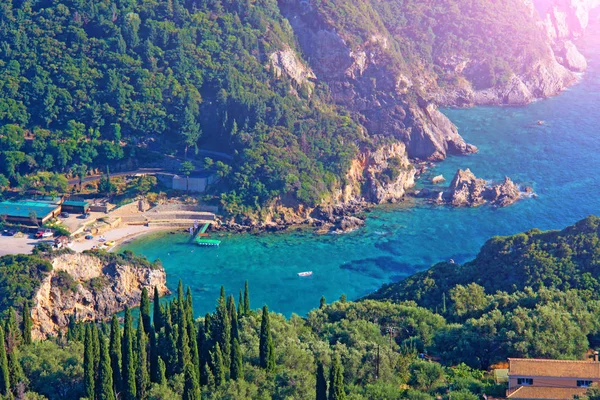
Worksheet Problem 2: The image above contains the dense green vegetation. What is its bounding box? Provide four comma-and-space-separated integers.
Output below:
1, 282, 506, 400
3, 217, 600, 397
367, 216, 600, 368
0, 0, 363, 210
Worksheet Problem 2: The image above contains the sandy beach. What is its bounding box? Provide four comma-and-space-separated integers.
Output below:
69, 225, 179, 252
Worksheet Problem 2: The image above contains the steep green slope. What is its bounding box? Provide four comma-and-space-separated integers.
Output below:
368, 216, 600, 308
0, 0, 362, 209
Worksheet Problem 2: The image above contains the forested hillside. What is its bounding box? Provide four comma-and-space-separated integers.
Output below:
0, 0, 578, 217
0, 0, 363, 210
2, 219, 600, 397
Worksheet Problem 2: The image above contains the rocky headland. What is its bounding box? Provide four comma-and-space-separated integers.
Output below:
420, 169, 533, 208
225, 0, 592, 231
31, 252, 169, 339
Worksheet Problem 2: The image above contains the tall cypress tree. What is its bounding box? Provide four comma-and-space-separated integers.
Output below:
213, 287, 230, 370
140, 288, 151, 335
243, 281, 250, 315
182, 363, 201, 400
84, 324, 96, 399
0, 327, 10, 396
329, 356, 345, 400
316, 361, 327, 400
21, 303, 32, 345
227, 295, 238, 342
259, 305, 275, 372
237, 290, 243, 317
121, 308, 136, 400
92, 323, 101, 373
153, 286, 162, 332
230, 338, 243, 381
149, 326, 160, 384
135, 320, 150, 400
210, 343, 225, 387
200, 362, 212, 388
97, 335, 116, 400
157, 358, 167, 385
176, 312, 190, 374
109, 315, 122, 394
5, 308, 19, 346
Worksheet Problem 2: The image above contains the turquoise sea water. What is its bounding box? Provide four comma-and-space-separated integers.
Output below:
124, 29, 600, 317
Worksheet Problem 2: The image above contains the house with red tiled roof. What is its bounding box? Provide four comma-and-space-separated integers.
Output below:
507, 355, 600, 399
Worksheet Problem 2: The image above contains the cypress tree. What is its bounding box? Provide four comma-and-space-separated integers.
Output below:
157, 358, 167, 385
92, 323, 101, 373
227, 295, 238, 342
259, 305, 275, 372
213, 287, 230, 369
200, 362, 212, 388
339, 294, 347, 303
182, 363, 201, 400
121, 307, 136, 400
21, 303, 32, 345
84, 324, 96, 399
197, 322, 207, 377
319, 296, 326, 310
230, 338, 243, 381
149, 326, 160, 383
329, 356, 345, 400
237, 290, 243, 317
97, 336, 116, 400
243, 281, 250, 315
140, 288, 151, 335
188, 323, 200, 381
210, 343, 225, 387
135, 320, 150, 400
5, 308, 19, 346
109, 315, 122, 394
153, 287, 162, 331
0, 327, 10, 396
7, 346, 23, 391
316, 361, 327, 400
176, 313, 190, 374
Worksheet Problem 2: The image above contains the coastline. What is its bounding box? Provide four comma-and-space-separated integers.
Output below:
71, 225, 183, 253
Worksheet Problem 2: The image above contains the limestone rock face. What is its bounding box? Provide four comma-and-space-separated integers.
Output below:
269, 46, 316, 88
560, 40, 588, 71
31, 253, 169, 339
441, 169, 529, 207
282, 9, 476, 162
362, 141, 416, 203
542, 0, 590, 72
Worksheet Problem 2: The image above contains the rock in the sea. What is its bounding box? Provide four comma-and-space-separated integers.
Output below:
484, 176, 522, 207
335, 216, 365, 232
444, 169, 488, 207
431, 175, 446, 184
442, 169, 529, 207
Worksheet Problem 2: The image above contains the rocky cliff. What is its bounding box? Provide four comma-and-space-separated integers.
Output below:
542, 0, 591, 72
31, 252, 169, 339
279, 2, 477, 162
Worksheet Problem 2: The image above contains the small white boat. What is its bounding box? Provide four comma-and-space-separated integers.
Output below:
298, 271, 313, 277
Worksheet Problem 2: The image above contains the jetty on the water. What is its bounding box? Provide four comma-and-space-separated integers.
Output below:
192, 222, 221, 246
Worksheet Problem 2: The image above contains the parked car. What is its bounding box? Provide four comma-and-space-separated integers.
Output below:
85, 234, 94, 240
79, 213, 90, 219
2, 230, 16, 236
35, 229, 53, 239
60, 212, 70, 218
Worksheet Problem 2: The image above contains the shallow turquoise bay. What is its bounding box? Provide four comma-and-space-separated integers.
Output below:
124, 29, 600, 317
